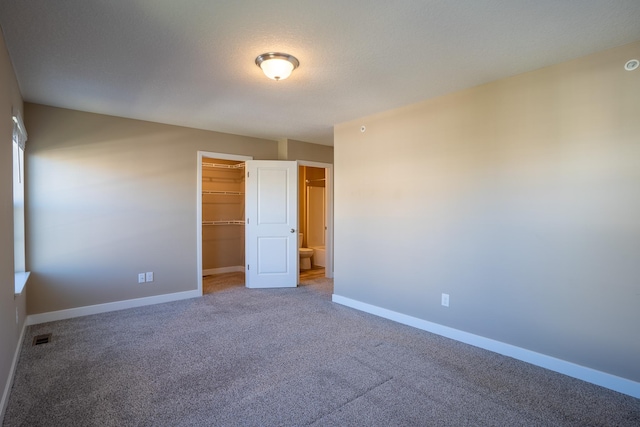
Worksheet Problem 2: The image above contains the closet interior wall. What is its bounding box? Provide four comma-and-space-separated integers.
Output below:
202, 158, 245, 274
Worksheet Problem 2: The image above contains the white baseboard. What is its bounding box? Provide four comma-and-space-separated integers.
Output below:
1, 320, 27, 422
332, 294, 640, 399
203, 266, 245, 276
26, 290, 201, 326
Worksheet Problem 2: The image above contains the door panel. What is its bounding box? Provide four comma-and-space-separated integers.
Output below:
246, 160, 298, 288
257, 237, 288, 273
257, 169, 289, 224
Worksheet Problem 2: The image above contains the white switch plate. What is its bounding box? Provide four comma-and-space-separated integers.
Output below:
145, 272, 154, 282
138, 273, 146, 283
441, 293, 450, 307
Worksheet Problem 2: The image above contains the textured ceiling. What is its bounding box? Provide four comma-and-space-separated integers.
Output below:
1, 1, 640, 146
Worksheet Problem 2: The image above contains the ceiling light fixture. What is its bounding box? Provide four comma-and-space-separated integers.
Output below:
255, 52, 299, 81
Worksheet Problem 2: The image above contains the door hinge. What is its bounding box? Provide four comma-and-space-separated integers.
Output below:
247, 264, 250, 270
247, 218, 249, 224
247, 171, 250, 178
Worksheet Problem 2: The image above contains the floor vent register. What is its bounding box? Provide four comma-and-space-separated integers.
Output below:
32, 334, 52, 346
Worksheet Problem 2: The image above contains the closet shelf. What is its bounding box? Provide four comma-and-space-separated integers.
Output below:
203, 176, 244, 183
202, 190, 244, 196
203, 220, 245, 226
202, 162, 245, 170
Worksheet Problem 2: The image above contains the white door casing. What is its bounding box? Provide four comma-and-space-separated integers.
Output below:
245, 160, 298, 288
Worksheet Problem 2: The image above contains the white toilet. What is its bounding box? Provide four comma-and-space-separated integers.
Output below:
298, 233, 314, 270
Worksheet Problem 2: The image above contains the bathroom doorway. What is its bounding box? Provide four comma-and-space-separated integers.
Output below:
298, 161, 333, 281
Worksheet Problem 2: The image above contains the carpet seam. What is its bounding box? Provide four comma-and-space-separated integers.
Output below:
306, 377, 395, 426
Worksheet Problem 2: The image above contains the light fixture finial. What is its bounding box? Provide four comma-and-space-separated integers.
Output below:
255, 52, 299, 81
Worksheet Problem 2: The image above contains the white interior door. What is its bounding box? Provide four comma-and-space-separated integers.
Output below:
245, 160, 298, 288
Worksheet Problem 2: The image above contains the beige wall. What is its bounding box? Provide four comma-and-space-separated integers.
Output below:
278, 139, 333, 164
0, 29, 25, 419
334, 41, 640, 383
24, 104, 278, 314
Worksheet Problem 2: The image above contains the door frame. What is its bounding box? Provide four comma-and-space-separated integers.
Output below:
196, 151, 253, 295
298, 160, 334, 278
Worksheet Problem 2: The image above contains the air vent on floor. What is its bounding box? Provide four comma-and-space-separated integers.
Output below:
32, 334, 52, 346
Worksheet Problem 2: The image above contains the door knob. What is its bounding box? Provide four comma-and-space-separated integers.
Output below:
290, 228, 295, 233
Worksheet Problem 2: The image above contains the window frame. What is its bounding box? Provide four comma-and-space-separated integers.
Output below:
12, 109, 28, 295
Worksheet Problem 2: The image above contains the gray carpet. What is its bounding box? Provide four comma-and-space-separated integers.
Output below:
202, 272, 245, 294
4, 278, 639, 426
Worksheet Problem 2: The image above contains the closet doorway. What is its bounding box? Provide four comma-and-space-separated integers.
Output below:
197, 151, 252, 294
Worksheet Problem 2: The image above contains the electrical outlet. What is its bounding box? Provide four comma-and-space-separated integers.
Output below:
441, 293, 450, 307
138, 273, 146, 283
145, 272, 154, 282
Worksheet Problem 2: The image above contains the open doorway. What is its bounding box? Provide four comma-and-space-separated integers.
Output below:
197, 151, 252, 295
298, 161, 334, 283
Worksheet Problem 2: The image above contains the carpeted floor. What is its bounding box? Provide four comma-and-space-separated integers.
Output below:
4, 278, 639, 426
202, 268, 326, 294
202, 272, 245, 294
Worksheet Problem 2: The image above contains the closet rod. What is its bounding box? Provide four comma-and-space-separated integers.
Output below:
202, 220, 245, 226
203, 177, 244, 183
202, 162, 245, 170
305, 178, 326, 184
202, 190, 244, 195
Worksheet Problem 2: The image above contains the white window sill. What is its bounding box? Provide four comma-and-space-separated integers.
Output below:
15, 271, 30, 296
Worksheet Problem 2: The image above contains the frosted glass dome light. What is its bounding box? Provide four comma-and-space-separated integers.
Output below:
255, 52, 299, 81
